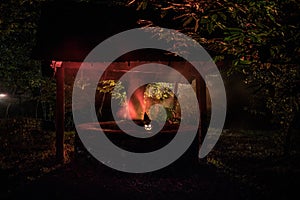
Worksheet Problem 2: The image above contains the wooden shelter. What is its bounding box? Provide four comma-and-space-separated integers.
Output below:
33, 1, 207, 162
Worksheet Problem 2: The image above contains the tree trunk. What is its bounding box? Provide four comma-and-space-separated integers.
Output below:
5, 103, 11, 119
98, 93, 106, 117
5, 87, 17, 119
35, 100, 39, 119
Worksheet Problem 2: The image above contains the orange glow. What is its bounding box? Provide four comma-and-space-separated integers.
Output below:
128, 88, 145, 120
116, 86, 146, 120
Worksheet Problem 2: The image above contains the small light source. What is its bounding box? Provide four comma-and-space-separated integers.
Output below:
0, 93, 7, 98
143, 112, 152, 131
144, 124, 152, 131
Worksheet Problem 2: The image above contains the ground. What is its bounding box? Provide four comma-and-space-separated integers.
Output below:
3, 159, 258, 200
0, 118, 299, 199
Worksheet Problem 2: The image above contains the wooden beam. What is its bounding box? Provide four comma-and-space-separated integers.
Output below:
55, 66, 65, 163
62, 61, 199, 83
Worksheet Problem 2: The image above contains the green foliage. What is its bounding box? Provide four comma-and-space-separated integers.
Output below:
144, 82, 174, 100
145, 83, 177, 122
96, 80, 126, 105
0, 0, 55, 118
111, 81, 127, 105
128, 0, 300, 132
97, 80, 117, 93
0, 0, 44, 93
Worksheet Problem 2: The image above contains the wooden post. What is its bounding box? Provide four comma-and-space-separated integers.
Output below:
195, 76, 207, 146
55, 65, 65, 163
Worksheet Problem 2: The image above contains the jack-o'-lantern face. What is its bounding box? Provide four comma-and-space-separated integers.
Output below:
144, 124, 152, 131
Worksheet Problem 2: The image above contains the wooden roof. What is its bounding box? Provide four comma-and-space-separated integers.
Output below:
33, 1, 182, 62
33, 1, 136, 61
